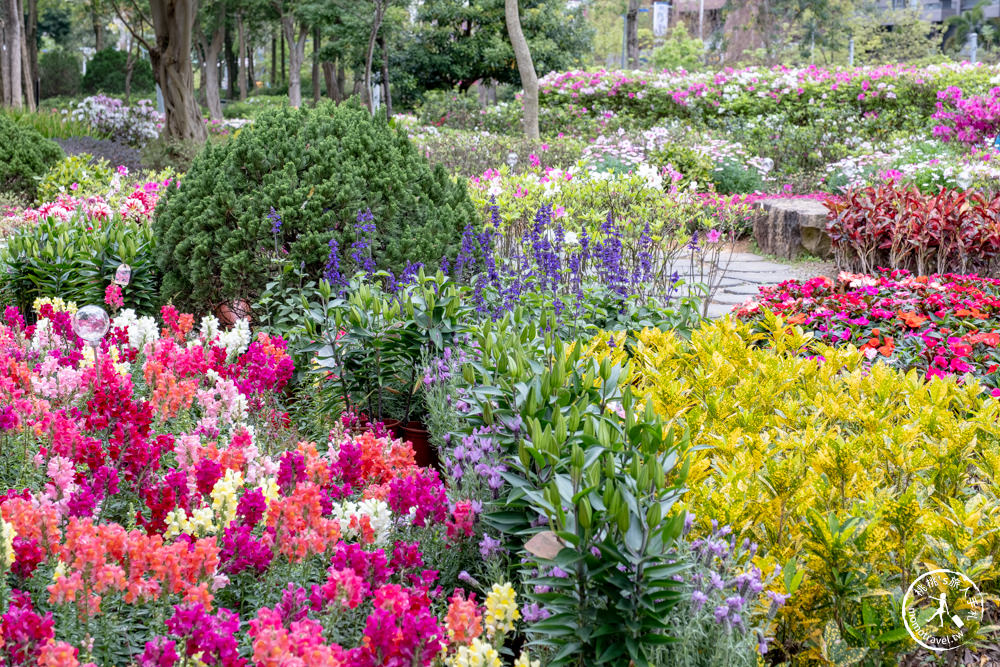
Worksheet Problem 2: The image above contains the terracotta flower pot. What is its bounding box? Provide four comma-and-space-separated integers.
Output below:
395, 420, 439, 470
215, 299, 252, 326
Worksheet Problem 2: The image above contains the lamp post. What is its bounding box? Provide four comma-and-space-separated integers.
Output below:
72, 305, 110, 387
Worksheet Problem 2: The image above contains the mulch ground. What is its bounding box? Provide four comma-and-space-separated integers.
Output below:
54, 136, 144, 173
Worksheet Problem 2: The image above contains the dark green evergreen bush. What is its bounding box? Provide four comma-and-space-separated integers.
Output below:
0, 114, 63, 201
154, 100, 476, 311
82, 48, 155, 95
39, 48, 81, 99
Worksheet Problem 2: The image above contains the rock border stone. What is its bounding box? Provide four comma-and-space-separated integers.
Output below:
752, 197, 832, 260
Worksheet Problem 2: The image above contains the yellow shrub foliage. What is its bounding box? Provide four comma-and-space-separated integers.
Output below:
585, 317, 1000, 658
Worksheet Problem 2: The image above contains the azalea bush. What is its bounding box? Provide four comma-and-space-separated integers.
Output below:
932, 85, 1000, 146
538, 63, 994, 130
0, 300, 540, 667
589, 319, 1000, 663
823, 138, 1000, 195
403, 120, 586, 178
825, 183, 1000, 275
736, 270, 1000, 388
71, 96, 162, 147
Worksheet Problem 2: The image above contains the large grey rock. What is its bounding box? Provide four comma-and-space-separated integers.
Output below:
752, 198, 833, 260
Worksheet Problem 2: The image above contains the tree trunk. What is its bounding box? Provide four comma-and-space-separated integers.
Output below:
280, 15, 306, 108
363, 0, 385, 114
124, 37, 136, 103
19, 0, 33, 110
25, 0, 35, 104
337, 61, 345, 99
311, 26, 319, 105
504, 0, 539, 139
352, 71, 362, 100
279, 24, 285, 84
322, 60, 339, 101
379, 34, 391, 118
224, 20, 236, 99
91, 1, 104, 51
247, 44, 254, 90
149, 0, 206, 141
202, 36, 224, 120
0, 12, 7, 105
269, 32, 276, 87
626, 0, 639, 68
236, 12, 247, 100
4, 0, 23, 109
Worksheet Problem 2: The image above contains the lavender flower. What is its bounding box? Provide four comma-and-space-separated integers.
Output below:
479, 534, 504, 560
691, 590, 708, 611
522, 602, 550, 623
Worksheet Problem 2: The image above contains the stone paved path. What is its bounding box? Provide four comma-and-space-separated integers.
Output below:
701, 251, 833, 319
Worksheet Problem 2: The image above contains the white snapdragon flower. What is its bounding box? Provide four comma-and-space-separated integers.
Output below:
217, 319, 251, 357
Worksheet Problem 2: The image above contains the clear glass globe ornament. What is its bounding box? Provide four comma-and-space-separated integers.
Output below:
72, 305, 110, 345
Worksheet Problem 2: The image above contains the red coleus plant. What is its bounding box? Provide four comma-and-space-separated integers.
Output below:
825, 183, 1000, 276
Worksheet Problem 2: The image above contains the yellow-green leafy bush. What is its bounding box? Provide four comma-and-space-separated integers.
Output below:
37, 153, 114, 201
587, 316, 1000, 662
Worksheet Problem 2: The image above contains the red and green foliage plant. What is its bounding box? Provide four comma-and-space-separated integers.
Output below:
825, 183, 1000, 275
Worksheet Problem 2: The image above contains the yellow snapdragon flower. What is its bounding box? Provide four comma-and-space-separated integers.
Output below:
33, 297, 77, 315
0, 519, 16, 570
513, 651, 540, 667
446, 638, 501, 667
483, 583, 519, 639
211, 469, 245, 528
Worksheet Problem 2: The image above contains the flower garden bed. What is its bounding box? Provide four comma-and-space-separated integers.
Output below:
736, 270, 1000, 388
4, 59, 1000, 666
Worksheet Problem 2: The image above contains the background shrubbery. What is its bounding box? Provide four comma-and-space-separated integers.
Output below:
82, 48, 155, 95
38, 48, 82, 99
0, 114, 64, 203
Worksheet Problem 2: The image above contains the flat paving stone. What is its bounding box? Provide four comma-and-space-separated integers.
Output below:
706, 302, 736, 319
721, 283, 769, 296
719, 252, 770, 263
711, 292, 752, 306
722, 272, 797, 284
720, 261, 801, 273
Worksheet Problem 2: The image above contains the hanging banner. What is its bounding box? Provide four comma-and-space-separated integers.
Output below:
653, 2, 670, 37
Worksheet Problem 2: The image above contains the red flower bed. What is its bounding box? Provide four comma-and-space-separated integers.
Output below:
736, 270, 1000, 391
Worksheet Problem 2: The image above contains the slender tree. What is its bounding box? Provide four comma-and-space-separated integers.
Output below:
1, 0, 24, 109
363, 0, 387, 113
505, 0, 538, 138
90, 0, 105, 50
379, 32, 390, 117
311, 25, 319, 104
236, 10, 248, 99
24, 0, 36, 106
199, 0, 226, 120
272, 0, 308, 107
626, 0, 639, 67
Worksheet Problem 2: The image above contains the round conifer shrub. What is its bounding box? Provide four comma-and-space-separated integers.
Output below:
82, 48, 155, 95
154, 100, 476, 311
0, 114, 64, 202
